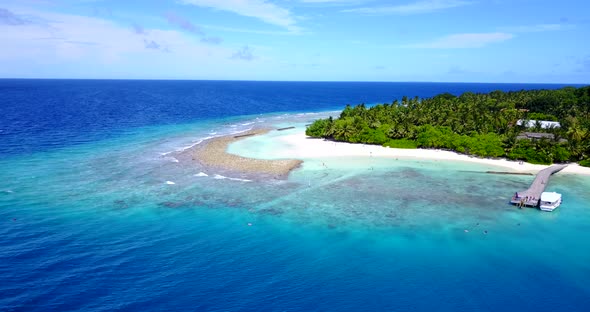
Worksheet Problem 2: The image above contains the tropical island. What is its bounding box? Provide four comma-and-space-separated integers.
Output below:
306, 86, 590, 166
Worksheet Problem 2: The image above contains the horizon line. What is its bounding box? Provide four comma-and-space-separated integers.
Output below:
0, 78, 587, 85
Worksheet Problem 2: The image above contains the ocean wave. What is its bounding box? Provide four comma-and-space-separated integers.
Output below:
160, 135, 219, 156
165, 181, 176, 185
180, 139, 205, 151
229, 128, 253, 135
158, 120, 260, 158
194, 172, 209, 177
160, 156, 179, 163
213, 174, 251, 182
158, 123, 257, 157
297, 112, 320, 116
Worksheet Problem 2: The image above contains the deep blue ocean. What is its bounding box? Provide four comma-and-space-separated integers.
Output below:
1, 79, 589, 311
2, 79, 581, 156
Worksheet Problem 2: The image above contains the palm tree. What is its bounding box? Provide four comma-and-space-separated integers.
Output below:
566, 120, 588, 159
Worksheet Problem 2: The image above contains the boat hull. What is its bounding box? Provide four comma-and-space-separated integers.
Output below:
540, 199, 561, 212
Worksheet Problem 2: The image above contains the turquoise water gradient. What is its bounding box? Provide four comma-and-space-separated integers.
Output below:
2, 112, 590, 311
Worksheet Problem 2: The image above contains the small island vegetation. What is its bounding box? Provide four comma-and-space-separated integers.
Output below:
306, 86, 590, 166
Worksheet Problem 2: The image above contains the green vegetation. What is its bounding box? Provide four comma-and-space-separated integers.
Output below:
306, 86, 590, 165
383, 139, 417, 149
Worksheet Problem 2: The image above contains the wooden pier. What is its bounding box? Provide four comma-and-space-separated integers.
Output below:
510, 164, 567, 207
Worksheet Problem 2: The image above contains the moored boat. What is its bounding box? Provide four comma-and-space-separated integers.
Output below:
539, 192, 562, 212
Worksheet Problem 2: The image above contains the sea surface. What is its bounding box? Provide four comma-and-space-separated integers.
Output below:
1, 79, 589, 311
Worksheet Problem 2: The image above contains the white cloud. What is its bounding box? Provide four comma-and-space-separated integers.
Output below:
164, 11, 204, 35
202, 24, 297, 36
0, 7, 32, 25
179, 0, 299, 32
231, 45, 255, 61
499, 23, 573, 33
343, 0, 472, 15
0, 8, 243, 78
406, 32, 513, 49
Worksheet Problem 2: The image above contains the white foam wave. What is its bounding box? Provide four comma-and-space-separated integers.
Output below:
232, 178, 252, 182
213, 174, 251, 182
297, 112, 320, 116
194, 172, 209, 177
160, 135, 219, 156
165, 181, 176, 185
241, 122, 255, 126
230, 128, 253, 135
213, 174, 226, 180
180, 139, 204, 151
161, 156, 179, 163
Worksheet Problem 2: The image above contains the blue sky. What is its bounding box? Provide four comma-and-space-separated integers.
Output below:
0, 0, 589, 83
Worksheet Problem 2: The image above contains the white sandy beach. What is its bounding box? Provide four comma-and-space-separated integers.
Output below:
261, 128, 590, 176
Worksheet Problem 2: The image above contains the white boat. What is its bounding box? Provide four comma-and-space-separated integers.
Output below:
539, 192, 562, 212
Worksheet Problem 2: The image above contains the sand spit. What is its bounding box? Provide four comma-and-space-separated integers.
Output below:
177, 129, 303, 179
175, 126, 590, 178
268, 128, 590, 176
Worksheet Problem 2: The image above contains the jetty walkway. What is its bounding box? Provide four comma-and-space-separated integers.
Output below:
510, 164, 567, 207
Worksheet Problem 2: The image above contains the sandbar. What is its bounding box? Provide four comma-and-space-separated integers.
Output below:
177, 129, 303, 178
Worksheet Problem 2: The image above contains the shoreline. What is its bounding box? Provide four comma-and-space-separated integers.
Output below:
264, 128, 590, 176
175, 126, 590, 177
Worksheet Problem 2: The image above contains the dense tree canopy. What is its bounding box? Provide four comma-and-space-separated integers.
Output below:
306, 86, 590, 166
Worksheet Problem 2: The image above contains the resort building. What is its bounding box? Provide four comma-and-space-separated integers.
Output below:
516, 120, 561, 129
516, 132, 555, 140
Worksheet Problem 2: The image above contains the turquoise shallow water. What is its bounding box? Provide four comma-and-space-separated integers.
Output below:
2, 112, 590, 311
4, 79, 589, 311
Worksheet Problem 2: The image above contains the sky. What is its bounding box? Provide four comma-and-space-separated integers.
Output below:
0, 0, 589, 83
